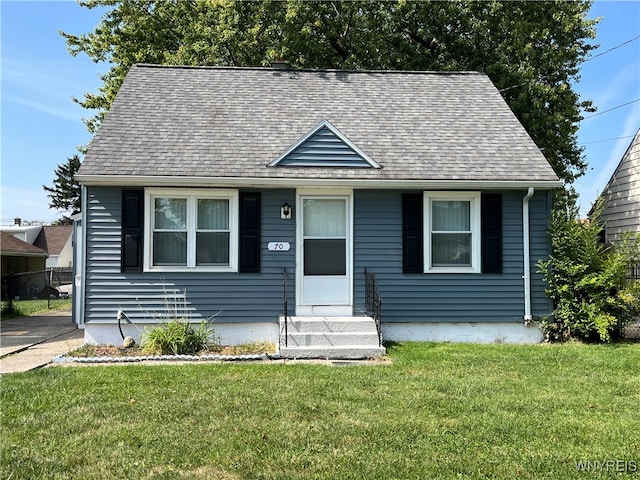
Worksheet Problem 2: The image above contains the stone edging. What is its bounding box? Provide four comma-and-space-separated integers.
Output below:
53, 347, 278, 364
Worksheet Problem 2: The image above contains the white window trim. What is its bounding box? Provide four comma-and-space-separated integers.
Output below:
144, 188, 239, 272
424, 191, 481, 274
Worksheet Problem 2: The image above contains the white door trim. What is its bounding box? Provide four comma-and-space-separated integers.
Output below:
295, 189, 353, 316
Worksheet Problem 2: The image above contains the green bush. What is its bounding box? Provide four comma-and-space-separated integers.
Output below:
1, 300, 13, 317
140, 319, 220, 355
538, 198, 640, 342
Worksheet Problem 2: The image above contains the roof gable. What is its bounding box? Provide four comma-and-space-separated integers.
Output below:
33, 226, 73, 256
270, 120, 380, 169
601, 129, 640, 193
597, 128, 640, 239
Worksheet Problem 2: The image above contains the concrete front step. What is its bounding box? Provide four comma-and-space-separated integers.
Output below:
278, 316, 385, 359
286, 332, 381, 347
283, 317, 378, 333
278, 346, 387, 360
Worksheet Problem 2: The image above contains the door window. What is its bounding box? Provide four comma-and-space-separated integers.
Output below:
303, 199, 346, 276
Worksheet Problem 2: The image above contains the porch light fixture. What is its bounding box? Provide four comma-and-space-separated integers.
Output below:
280, 202, 292, 220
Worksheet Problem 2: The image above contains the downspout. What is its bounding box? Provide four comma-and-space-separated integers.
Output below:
78, 185, 88, 327
522, 187, 535, 324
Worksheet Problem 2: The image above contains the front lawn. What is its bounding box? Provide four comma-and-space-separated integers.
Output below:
1, 298, 72, 320
1, 342, 638, 479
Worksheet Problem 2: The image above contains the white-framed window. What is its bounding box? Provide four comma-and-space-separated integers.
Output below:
144, 188, 238, 272
424, 191, 481, 273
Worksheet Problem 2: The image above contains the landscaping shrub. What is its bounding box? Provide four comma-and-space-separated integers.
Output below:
538, 198, 640, 342
140, 319, 220, 355
1, 300, 13, 317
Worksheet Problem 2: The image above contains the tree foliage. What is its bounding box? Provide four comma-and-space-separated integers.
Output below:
62, 0, 598, 185
43, 154, 82, 223
538, 199, 640, 342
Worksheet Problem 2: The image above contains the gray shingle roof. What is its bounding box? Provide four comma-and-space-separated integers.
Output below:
33, 226, 72, 256
78, 64, 559, 184
1, 232, 47, 257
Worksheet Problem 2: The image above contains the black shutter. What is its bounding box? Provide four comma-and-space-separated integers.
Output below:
121, 189, 144, 273
239, 192, 261, 273
402, 193, 423, 273
481, 193, 502, 273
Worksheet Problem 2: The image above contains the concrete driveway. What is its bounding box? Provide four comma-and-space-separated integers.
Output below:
1, 309, 84, 374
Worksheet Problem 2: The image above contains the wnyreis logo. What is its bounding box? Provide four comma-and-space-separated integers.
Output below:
575, 460, 637, 473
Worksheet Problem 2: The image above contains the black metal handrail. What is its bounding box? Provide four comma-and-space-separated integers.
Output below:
283, 267, 288, 347
364, 268, 382, 347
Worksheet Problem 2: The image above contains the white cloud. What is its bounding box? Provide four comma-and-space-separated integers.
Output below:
580, 61, 639, 118
3, 92, 83, 122
592, 110, 640, 188
2, 56, 101, 123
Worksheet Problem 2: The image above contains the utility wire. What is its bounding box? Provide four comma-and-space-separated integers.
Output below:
583, 99, 640, 119
582, 35, 640, 63
579, 134, 636, 145
498, 35, 640, 93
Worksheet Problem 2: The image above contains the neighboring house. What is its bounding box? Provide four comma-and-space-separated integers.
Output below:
0, 222, 73, 300
34, 226, 74, 268
0, 222, 74, 269
1, 222, 42, 245
1, 232, 48, 299
75, 64, 560, 356
597, 129, 640, 339
0, 232, 48, 275
598, 129, 640, 244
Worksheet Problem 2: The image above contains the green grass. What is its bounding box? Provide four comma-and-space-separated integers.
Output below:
1, 298, 71, 320
1, 342, 639, 479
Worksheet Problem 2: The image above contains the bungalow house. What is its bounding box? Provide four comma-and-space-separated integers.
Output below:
75, 64, 560, 357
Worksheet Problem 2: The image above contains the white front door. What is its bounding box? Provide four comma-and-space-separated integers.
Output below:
296, 192, 352, 316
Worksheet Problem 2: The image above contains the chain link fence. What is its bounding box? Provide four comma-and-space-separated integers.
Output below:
1, 268, 73, 307
622, 264, 640, 340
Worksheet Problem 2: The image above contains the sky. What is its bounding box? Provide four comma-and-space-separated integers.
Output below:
1, 1, 639, 225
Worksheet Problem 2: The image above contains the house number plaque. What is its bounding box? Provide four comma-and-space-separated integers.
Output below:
268, 242, 290, 252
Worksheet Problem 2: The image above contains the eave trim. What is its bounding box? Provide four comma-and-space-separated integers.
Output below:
77, 174, 561, 190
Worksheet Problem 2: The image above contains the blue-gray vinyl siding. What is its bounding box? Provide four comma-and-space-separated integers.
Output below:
275, 125, 373, 168
82, 186, 552, 325
84, 187, 296, 324
353, 190, 552, 322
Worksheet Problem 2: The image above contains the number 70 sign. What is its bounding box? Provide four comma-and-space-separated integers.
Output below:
267, 242, 291, 252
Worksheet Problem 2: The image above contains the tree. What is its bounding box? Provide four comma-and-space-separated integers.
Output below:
62, 0, 598, 185
43, 154, 82, 224
538, 199, 640, 342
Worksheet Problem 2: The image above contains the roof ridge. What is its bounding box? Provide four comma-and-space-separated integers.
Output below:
132, 63, 485, 76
